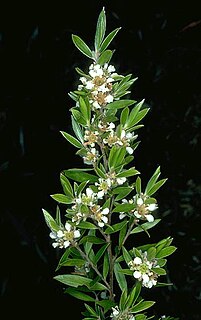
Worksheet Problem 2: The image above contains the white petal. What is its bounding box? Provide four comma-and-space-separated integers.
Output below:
106, 77, 114, 83
105, 94, 114, 103
63, 240, 70, 248
52, 242, 59, 248
102, 207, 109, 215
85, 188, 93, 197
142, 273, 149, 283
89, 70, 96, 77
108, 122, 115, 129
101, 216, 108, 224
80, 77, 87, 84
134, 211, 141, 219
86, 81, 94, 89
57, 230, 64, 238
146, 214, 154, 222
119, 213, 126, 220
49, 232, 56, 239
93, 101, 101, 109
65, 222, 71, 232
74, 230, 81, 238
126, 146, 134, 154
133, 271, 142, 279
121, 129, 126, 138
97, 190, 104, 199
122, 199, 128, 203
137, 197, 144, 205
148, 203, 157, 211
98, 221, 104, 227
108, 65, 115, 73
133, 257, 142, 265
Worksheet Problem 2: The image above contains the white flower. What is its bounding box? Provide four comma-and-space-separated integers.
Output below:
129, 251, 158, 288
49, 222, 81, 249
126, 146, 134, 154
116, 177, 126, 185
81, 187, 97, 206
134, 195, 158, 222
110, 306, 120, 318
105, 94, 114, 103
108, 65, 115, 73
148, 203, 158, 211
133, 257, 142, 264
133, 270, 142, 279
86, 81, 94, 90
91, 206, 109, 227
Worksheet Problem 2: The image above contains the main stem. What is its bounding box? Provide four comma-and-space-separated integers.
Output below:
100, 143, 115, 301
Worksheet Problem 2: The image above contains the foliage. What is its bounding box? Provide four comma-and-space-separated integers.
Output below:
43, 8, 177, 320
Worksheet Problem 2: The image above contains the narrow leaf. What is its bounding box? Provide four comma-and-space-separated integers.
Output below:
72, 34, 93, 58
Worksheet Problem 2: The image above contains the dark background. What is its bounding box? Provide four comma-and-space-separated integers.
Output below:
0, 1, 201, 318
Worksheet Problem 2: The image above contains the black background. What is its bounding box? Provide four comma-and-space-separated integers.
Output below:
0, 1, 201, 319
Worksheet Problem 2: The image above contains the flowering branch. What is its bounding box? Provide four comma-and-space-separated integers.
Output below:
43, 7, 178, 320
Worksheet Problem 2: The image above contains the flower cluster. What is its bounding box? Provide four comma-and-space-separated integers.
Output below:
79, 63, 117, 109
128, 252, 159, 288
110, 306, 135, 320
71, 187, 110, 227
95, 175, 126, 198
119, 193, 158, 222
103, 129, 137, 155
49, 222, 81, 249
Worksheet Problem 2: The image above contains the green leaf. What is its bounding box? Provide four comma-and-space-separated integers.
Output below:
96, 299, 116, 313
64, 169, 98, 183
84, 304, 97, 317
79, 96, 90, 123
114, 262, 127, 292
119, 222, 127, 247
42, 209, 59, 232
145, 166, 161, 194
60, 131, 83, 148
79, 235, 105, 245
113, 203, 135, 213
94, 243, 110, 264
71, 116, 84, 143
122, 246, 132, 264
119, 269, 133, 276
60, 173, 74, 197
147, 247, 156, 260
95, 7, 106, 51
131, 219, 161, 234
72, 34, 93, 58
113, 186, 133, 201
105, 220, 128, 234
98, 49, 113, 65
120, 107, 129, 126
125, 99, 144, 128
76, 180, 89, 196
135, 176, 141, 194
116, 167, 140, 178
65, 288, 95, 302
156, 246, 177, 258
125, 281, 142, 308
61, 258, 85, 267
50, 193, 73, 204
54, 274, 107, 291
130, 300, 155, 313
146, 178, 168, 196
103, 252, 109, 279
120, 288, 127, 311
106, 99, 135, 110
100, 27, 121, 52
152, 267, 166, 275
78, 221, 98, 230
